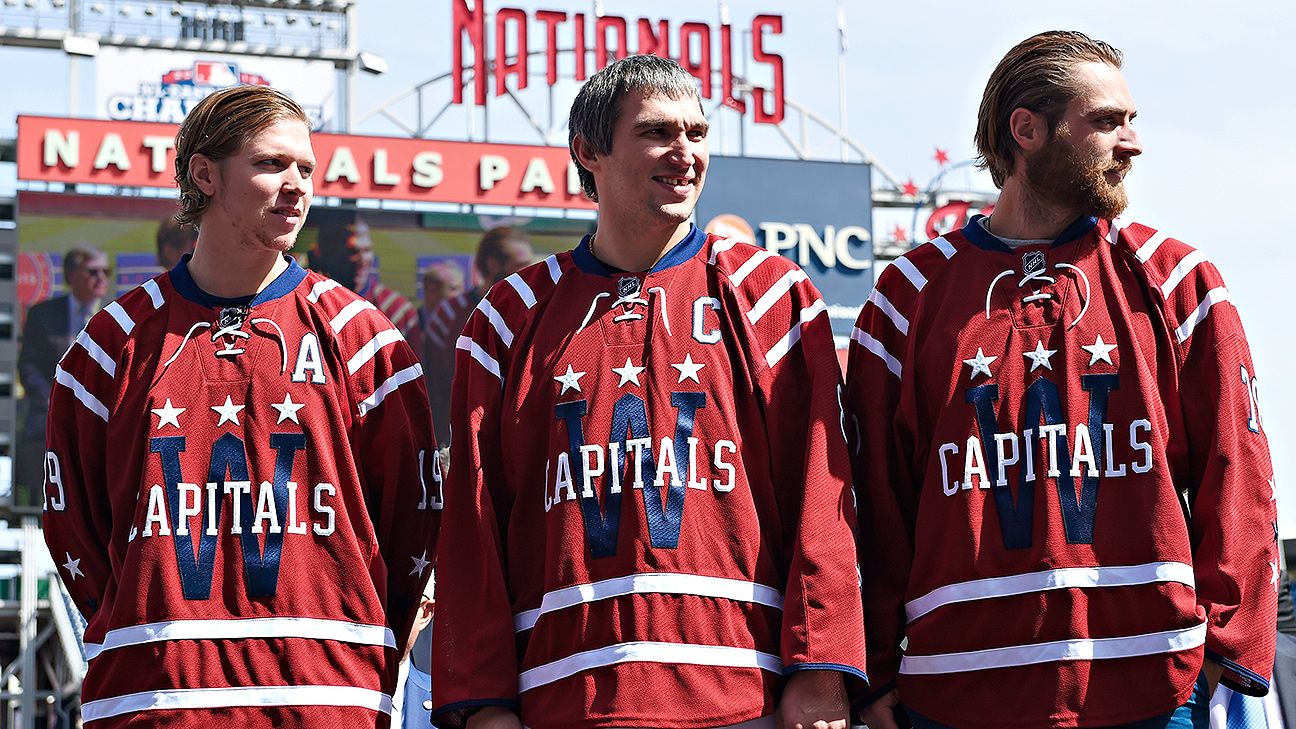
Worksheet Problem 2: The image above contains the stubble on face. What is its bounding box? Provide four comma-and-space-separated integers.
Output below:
1025, 122, 1132, 220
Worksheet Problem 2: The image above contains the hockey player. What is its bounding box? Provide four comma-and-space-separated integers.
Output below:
42, 85, 441, 727
431, 55, 866, 729
849, 31, 1278, 729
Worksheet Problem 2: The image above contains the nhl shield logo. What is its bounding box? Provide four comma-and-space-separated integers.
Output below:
617, 276, 641, 299
1022, 251, 1046, 276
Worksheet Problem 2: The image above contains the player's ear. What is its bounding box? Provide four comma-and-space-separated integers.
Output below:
1009, 107, 1047, 153
571, 134, 601, 174
189, 153, 220, 197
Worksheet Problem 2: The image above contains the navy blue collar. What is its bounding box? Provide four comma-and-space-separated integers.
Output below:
170, 254, 308, 308
571, 225, 707, 275
961, 214, 1098, 253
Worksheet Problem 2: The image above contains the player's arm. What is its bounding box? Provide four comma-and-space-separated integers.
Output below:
430, 303, 520, 728
1174, 263, 1278, 696
843, 266, 919, 719
41, 315, 119, 619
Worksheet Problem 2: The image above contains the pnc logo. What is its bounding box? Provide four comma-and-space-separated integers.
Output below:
704, 213, 871, 272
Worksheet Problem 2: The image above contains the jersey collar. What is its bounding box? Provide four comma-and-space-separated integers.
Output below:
961, 214, 1098, 253
170, 253, 308, 308
571, 224, 707, 276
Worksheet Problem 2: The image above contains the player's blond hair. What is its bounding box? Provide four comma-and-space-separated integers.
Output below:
975, 31, 1124, 188
173, 85, 310, 227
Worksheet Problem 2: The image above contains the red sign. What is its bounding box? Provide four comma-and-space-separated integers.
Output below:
452, 1, 786, 124
16, 115, 596, 210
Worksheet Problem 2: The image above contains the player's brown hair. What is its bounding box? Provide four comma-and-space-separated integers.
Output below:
474, 226, 530, 283
173, 85, 310, 227
156, 215, 198, 262
975, 31, 1124, 188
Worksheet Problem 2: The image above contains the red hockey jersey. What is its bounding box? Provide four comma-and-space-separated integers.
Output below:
846, 216, 1278, 728
42, 257, 442, 727
363, 280, 421, 353
431, 227, 867, 729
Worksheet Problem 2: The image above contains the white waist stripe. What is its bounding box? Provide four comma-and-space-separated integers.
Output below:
899, 621, 1206, 675
75, 329, 116, 378
748, 269, 808, 325
514, 573, 785, 632
519, 641, 782, 693
81, 685, 393, 723
867, 288, 910, 336
347, 328, 405, 375
905, 561, 1196, 622
54, 365, 109, 421
457, 335, 502, 382
84, 617, 396, 661
765, 299, 828, 368
331, 300, 377, 334
851, 327, 902, 379
1176, 287, 1231, 344
357, 363, 423, 416
1160, 250, 1208, 298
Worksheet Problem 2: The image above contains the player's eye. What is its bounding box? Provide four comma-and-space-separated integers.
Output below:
299, 165, 314, 178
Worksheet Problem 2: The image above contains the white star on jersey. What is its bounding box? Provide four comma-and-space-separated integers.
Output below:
410, 549, 431, 578
1023, 341, 1058, 372
612, 358, 645, 387
554, 365, 586, 395
62, 552, 84, 581
1082, 335, 1118, 366
672, 354, 705, 383
151, 398, 185, 429
963, 348, 997, 380
212, 395, 245, 426
271, 393, 306, 424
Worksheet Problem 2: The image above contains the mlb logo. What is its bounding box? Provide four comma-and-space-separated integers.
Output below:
194, 61, 240, 87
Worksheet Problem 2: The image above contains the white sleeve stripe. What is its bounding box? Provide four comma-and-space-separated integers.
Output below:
104, 301, 134, 335
1107, 217, 1132, 245
708, 237, 740, 264
930, 236, 957, 259
307, 279, 341, 303
54, 365, 109, 421
764, 299, 828, 368
141, 279, 164, 309
1176, 287, 1231, 344
728, 249, 774, 286
346, 328, 405, 376
867, 288, 910, 335
474, 298, 515, 348
892, 256, 929, 292
505, 273, 538, 308
544, 254, 562, 284
851, 327, 902, 379
81, 686, 393, 723
330, 300, 377, 334
1134, 231, 1169, 263
356, 363, 423, 416
1159, 250, 1208, 298
518, 641, 782, 693
456, 335, 502, 382
74, 330, 116, 378
746, 268, 808, 325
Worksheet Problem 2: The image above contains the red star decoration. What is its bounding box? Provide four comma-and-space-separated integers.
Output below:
934, 147, 950, 166
901, 178, 920, 197
891, 224, 908, 243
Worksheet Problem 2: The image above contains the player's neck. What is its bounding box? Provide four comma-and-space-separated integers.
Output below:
588, 219, 692, 272
989, 176, 1085, 242
188, 234, 289, 300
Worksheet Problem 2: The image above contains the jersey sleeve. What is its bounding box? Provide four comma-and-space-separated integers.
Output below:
41, 311, 125, 620
1167, 257, 1278, 696
843, 263, 921, 705
430, 295, 520, 726
738, 254, 868, 689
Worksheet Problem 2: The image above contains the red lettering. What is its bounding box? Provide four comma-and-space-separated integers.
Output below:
573, 13, 587, 80
751, 14, 785, 124
719, 23, 745, 112
595, 15, 628, 69
535, 10, 567, 86
637, 18, 670, 56
678, 22, 712, 98
494, 8, 528, 97
451, 0, 486, 105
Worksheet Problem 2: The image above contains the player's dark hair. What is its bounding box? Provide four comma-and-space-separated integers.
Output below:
474, 226, 530, 284
306, 209, 368, 286
975, 31, 1124, 188
567, 54, 702, 202
173, 85, 311, 227
62, 244, 104, 282
156, 215, 198, 262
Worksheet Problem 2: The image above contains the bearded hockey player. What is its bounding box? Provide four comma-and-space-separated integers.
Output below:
849, 31, 1278, 729
431, 55, 866, 729
42, 85, 441, 727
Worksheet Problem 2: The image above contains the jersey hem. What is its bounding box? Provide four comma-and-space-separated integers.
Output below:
1206, 649, 1271, 695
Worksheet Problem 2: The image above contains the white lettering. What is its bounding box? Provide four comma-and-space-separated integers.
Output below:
43, 451, 66, 512
372, 148, 400, 186
286, 481, 309, 535
479, 154, 509, 190
993, 432, 1019, 487
963, 435, 988, 490
1039, 424, 1067, 478
43, 129, 79, 168
175, 482, 201, 536
293, 333, 327, 384
580, 443, 605, 498
713, 440, 736, 492
225, 480, 251, 534
93, 133, 131, 171
555, 452, 576, 501
251, 481, 282, 534
1103, 424, 1128, 477
939, 442, 960, 496
1131, 419, 1153, 473
692, 297, 721, 344
412, 151, 444, 188
313, 483, 336, 536
1070, 424, 1099, 477
324, 146, 360, 183
142, 135, 174, 173
520, 157, 555, 193
143, 484, 171, 537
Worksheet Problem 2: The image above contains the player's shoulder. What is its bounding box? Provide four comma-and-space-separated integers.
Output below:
705, 236, 801, 281
481, 251, 570, 317
86, 273, 172, 342
876, 230, 968, 297
1105, 216, 1226, 292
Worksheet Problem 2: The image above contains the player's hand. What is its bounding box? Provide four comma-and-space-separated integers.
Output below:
857, 689, 902, 729
776, 670, 849, 729
465, 707, 522, 729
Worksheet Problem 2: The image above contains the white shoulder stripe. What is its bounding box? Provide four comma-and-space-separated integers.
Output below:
892, 256, 928, 292
104, 301, 134, 335
1107, 217, 1132, 245
1176, 287, 1231, 344
765, 299, 828, 368
456, 335, 502, 382
347, 328, 405, 376
81, 685, 393, 723
867, 288, 910, 335
505, 273, 538, 308
930, 236, 957, 259
357, 363, 423, 416
747, 268, 808, 325
74, 330, 116, 378
84, 616, 395, 661
1159, 249, 1208, 298
54, 366, 109, 421
518, 641, 782, 693
330, 300, 377, 334
544, 254, 562, 284
708, 237, 741, 264
1134, 231, 1169, 263
307, 279, 341, 303
851, 327, 902, 379
729, 249, 774, 286
475, 297, 515, 348
141, 279, 164, 309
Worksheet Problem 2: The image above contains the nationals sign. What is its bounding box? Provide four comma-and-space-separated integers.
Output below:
17, 115, 596, 210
